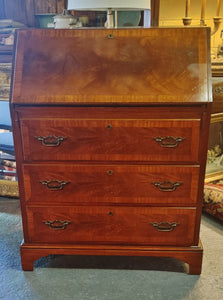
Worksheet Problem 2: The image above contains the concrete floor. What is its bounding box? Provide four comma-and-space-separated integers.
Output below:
0, 198, 222, 300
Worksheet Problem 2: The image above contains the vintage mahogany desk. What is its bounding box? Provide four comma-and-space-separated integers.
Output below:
10, 28, 212, 273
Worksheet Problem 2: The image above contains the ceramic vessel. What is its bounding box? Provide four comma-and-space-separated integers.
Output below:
53, 10, 77, 29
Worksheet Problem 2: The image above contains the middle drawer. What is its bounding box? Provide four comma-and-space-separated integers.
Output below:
23, 164, 200, 205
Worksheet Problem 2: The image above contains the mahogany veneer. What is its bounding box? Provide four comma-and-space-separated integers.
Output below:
10, 28, 212, 274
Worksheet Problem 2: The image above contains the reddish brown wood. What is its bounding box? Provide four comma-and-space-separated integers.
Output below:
20, 115, 200, 163
23, 164, 199, 206
15, 105, 205, 119
12, 28, 211, 105
25, 206, 196, 245
20, 241, 203, 274
10, 28, 211, 274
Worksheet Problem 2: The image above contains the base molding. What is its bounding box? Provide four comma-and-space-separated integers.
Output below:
20, 240, 203, 274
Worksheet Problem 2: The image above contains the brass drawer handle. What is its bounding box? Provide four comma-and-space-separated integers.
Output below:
35, 135, 67, 147
42, 220, 71, 230
107, 170, 114, 176
39, 180, 70, 190
151, 181, 182, 192
213, 86, 223, 95
150, 222, 179, 232
153, 136, 185, 148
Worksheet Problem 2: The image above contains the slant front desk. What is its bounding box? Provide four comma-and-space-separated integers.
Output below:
10, 28, 212, 274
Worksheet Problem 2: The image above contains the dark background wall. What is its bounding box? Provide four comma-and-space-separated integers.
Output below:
0, 0, 66, 26
0, 0, 159, 27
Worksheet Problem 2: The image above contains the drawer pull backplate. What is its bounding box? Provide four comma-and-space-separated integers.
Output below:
153, 136, 185, 148
42, 220, 71, 230
35, 135, 67, 147
40, 180, 70, 190
151, 181, 182, 192
150, 222, 179, 232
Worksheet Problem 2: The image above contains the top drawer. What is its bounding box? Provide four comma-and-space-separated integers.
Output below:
20, 118, 200, 163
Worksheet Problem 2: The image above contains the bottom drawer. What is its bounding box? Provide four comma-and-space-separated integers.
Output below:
26, 206, 196, 246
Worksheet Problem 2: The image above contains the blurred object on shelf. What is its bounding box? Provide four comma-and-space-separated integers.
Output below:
0, 19, 26, 63
53, 9, 81, 28
35, 14, 56, 28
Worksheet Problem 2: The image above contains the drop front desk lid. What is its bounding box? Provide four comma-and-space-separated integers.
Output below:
11, 27, 212, 105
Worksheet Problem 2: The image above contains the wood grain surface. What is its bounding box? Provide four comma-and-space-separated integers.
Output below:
10, 27, 212, 273
22, 164, 200, 206
12, 27, 211, 104
20, 117, 200, 163
26, 206, 196, 246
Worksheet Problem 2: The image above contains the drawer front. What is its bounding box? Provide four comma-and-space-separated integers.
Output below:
23, 164, 199, 205
26, 206, 196, 246
20, 119, 200, 162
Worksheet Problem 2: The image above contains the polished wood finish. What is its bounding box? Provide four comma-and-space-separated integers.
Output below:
10, 28, 212, 274
26, 206, 196, 245
12, 28, 211, 104
23, 164, 200, 205
20, 110, 201, 163
20, 241, 203, 273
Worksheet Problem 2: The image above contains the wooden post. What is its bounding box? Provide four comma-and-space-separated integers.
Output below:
185, 0, 190, 17
216, 0, 221, 17
183, 0, 192, 26
200, 0, 206, 26
151, 0, 160, 27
